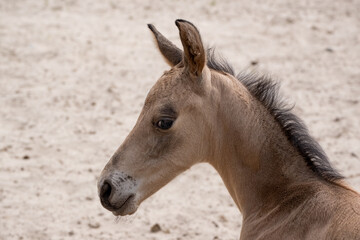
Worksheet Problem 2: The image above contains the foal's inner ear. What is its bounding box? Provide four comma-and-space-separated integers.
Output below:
148, 24, 183, 67
175, 19, 206, 77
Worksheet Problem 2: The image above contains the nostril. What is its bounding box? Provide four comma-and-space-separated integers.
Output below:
100, 181, 112, 201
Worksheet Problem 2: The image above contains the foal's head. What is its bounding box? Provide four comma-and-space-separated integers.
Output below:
98, 20, 216, 216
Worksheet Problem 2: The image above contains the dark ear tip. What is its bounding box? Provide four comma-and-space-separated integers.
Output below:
148, 24, 159, 35
175, 19, 197, 30
147, 24, 155, 31
175, 19, 186, 27
175, 19, 187, 23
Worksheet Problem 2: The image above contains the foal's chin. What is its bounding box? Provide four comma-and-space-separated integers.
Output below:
111, 197, 139, 216
111, 189, 159, 216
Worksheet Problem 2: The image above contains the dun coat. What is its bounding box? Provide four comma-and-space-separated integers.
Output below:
98, 20, 360, 239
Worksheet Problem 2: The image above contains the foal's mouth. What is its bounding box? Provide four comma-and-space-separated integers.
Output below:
100, 192, 135, 216
112, 194, 135, 216
102, 194, 135, 216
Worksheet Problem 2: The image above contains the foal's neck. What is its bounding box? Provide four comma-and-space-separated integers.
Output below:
207, 71, 322, 218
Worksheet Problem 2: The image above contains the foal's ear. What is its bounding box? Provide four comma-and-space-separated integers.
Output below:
148, 24, 183, 67
175, 19, 206, 77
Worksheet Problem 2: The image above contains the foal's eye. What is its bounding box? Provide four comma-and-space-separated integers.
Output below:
156, 119, 174, 130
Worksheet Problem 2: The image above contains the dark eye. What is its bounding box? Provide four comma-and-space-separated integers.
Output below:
156, 119, 174, 130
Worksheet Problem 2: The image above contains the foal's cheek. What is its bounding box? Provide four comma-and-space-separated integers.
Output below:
145, 133, 182, 159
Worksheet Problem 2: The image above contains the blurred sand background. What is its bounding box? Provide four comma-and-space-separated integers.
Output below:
0, 0, 359, 239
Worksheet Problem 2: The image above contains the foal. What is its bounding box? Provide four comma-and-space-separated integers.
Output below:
98, 20, 360, 239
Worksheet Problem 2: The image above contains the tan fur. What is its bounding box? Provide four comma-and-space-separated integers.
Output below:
98, 20, 360, 239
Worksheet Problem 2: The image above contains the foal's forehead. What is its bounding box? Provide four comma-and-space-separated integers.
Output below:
144, 68, 187, 107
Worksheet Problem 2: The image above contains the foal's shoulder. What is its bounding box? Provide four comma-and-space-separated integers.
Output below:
325, 183, 360, 238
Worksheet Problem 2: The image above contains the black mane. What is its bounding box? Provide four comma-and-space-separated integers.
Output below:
206, 49, 343, 182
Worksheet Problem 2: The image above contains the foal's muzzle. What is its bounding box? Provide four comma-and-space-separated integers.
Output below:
98, 172, 137, 215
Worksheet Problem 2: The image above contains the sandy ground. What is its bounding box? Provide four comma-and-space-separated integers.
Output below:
0, 0, 359, 239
